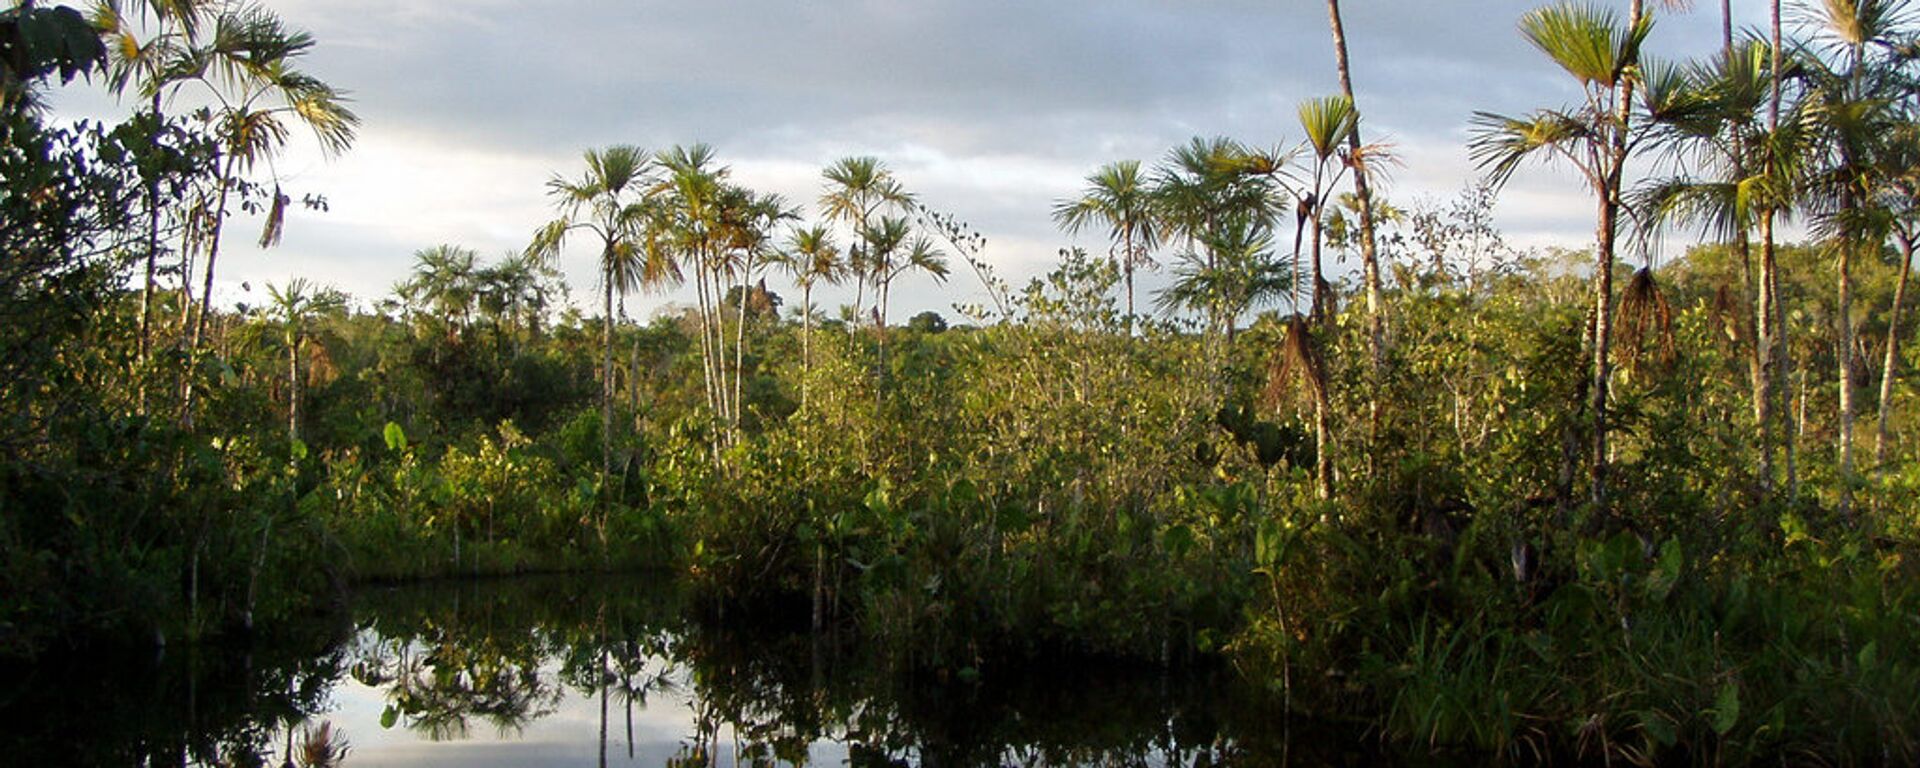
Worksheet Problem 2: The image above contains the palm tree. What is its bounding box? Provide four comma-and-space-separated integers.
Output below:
775, 224, 844, 409
654, 144, 731, 429
90, 0, 216, 366
1295, 96, 1360, 322
259, 277, 345, 447
1470, 1, 1653, 516
1051, 159, 1159, 333
174, 2, 358, 424
1150, 137, 1290, 340
820, 156, 915, 325
1636, 41, 1783, 482
405, 244, 480, 340
528, 145, 667, 537
716, 186, 798, 427
1795, 0, 1916, 521
1873, 127, 1919, 472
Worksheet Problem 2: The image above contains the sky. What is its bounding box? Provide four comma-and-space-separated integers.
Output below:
51, 0, 1770, 321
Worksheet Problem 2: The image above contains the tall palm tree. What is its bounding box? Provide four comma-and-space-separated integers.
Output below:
528, 145, 667, 536
775, 224, 843, 409
1796, 0, 1915, 520
1636, 41, 1782, 481
1051, 159, 1159, 333
1471, 1, 1653, 515
175, 2, 358, 424
655, 144, 731, 429
90, 0, 216, 365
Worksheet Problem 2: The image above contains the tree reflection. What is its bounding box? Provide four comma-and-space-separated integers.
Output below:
4, 575, 1358, 765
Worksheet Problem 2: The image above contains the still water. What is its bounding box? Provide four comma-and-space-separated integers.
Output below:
2, 575, 1376, 766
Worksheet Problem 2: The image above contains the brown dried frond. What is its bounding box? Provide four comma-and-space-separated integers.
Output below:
1264, 315, 1328, 410
1616, 267, 1675, 372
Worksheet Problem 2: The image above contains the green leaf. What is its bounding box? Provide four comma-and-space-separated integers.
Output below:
380, 704, 399, 729
384, 421, 408, 452
1712, 682, 1740, 736
290, 438, 308, 461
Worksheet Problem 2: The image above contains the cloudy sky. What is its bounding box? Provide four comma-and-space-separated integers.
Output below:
54, 0, 1767, 320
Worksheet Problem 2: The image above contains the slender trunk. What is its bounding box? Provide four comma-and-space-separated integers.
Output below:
1591, 187, 1618, 515
1310, 208, 1328, 325
801, 283, 813, 410
1876, 234, 1912, 472
734, 262, 751, 434
1838, 240, 1856, 524
1327, 0, 1387, 378
138, 94, 164, 369
1314, 387, 1332, 500
602, 265, 614, 544
288, 334, 299, 445
1758, 217, 1781, 492
1124, 228, 1137, 336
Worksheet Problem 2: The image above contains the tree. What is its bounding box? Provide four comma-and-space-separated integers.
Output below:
1470, 1, 1652, 516
1051, 159, 1159, 333
90, 0, 216, 366
1795, 0, 1916, 521
174, 2, 358, 424
773, 224, 843, 409
258, 277, 345, 447
820, 156, 916, 330
528, 145, 666, 537
1294, 95, 1359, 322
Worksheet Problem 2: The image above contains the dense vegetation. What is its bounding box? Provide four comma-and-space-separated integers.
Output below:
4, 0, 1920, 763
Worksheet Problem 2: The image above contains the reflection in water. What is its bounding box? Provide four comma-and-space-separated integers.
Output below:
0, 575, 1374, 766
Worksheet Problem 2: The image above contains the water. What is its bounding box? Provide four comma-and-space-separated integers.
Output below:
1, 575, 1375, 766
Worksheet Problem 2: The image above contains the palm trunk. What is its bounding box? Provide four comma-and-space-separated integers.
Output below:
1591, 184, 1619, 514
288, 333, 300, 445
138, 94, 164, 369
1327, 0, 1387, 382
801, 283, 813, 410
1310, 206, 1328, 325
602, 264, 614, 544
734, 263, 751, 434
1758, 217, 1781, 493
1875, 234, 1912, 472
1314, 388, 1332, 500
1124, 231, 1137, 336
1838, 240, 1856, 524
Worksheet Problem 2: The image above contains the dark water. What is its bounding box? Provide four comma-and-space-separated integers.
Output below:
1, 575, 1379, 766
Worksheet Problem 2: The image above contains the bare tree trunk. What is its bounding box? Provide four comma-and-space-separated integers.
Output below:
1875, 234, 1912, 472
1327, 0, 1387, 388
602, 265, 614, 545
1590, 186, 1619, 515
1838, 240, 1857, 524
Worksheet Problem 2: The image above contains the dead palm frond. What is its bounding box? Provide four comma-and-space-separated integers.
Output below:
1616, 267, 1676, 371
1264, 315, 1329, 408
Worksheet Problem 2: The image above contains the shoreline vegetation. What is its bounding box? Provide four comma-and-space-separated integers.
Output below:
4, 0, 1920, 763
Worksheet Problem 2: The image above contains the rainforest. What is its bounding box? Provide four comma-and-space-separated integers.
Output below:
3, 0, 1920, 764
